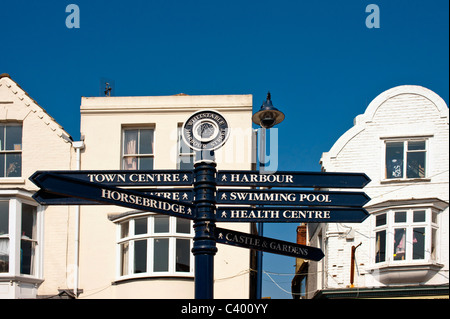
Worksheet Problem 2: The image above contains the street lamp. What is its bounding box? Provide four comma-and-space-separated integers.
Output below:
252, 92, 285, 129
252, 92, 285, 299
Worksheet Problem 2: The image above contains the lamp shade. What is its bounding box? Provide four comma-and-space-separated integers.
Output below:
252, 92, 285, 128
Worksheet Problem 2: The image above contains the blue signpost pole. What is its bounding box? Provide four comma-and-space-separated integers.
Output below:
192, 150, 217, 299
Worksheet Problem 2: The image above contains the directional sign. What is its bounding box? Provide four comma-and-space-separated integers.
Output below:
217, 170, 371, 188
30, 170, 194, 187
214, 227, 324, 261
216, 189, 370, 207
33, 188, 194, 205
30, 173, 195, 220
216, 207, 369, 223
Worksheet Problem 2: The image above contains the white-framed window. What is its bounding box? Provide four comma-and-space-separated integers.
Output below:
177, 125, 194, 170
373, 208, 439, 265
116, 213, 194, 279
0, 196, 39, 276
384, 139, 428, 180
0, 124, 22, 178
122, 128, 154, 170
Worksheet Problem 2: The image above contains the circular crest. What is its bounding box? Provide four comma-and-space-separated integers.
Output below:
182, 110, 230, 151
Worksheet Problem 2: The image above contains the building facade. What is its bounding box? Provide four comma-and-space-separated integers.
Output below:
300, 85, 449, 299
0, 74, 75, 298
70, 94, 255, 299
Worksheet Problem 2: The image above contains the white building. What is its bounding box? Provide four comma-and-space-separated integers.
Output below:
300, 85, 449, 299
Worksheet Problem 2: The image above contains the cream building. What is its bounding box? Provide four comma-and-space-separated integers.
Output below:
299, 85, 449, 299
1, 74, 256, 299
0, 74, 75, 298
73, 94, 255, 299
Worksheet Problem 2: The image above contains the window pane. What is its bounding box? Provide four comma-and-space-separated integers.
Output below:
139, 129, 154, 155
413, 227, 425, 260
179, 155, 194, 170
0, 201, 8, 235
134, 240, 147, 273
413, 210, 426, 223
176, 239, 191, 272
154, 216, 169, 233
376, 214, 386, 227
432, 211, 437, 224
394, 228, 406, 261
153, 238, 169, 272
176, 218, 191, 234
395, 211, 407, 223
5, 153, 21, 177
139, 157, 154, 170
5, 125, 22, 151
120, 242, 129, 276
135, 217, 147, 235
0, 238, 9, 273
121, 221, 129, 238
408, 141, 425, 151
0, 125, 4, 151
123, 156, 137, 170
407, 151, 426, 178
375, 230, 386, 263
386, 142, 404, 179
124, 130, 138, 155
22, 204, 36, 239
431, 229, 437, 260
20, 240, 34, 275
0, 154, 4, 177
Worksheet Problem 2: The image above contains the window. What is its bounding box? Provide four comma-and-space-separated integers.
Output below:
122, 128, 154, 170
0, 201, 9, 273
21, 204, 37, 275
177, 125, 194, 170
0, 198, 38, 276
373, 208, 439, 264
117, 214, 193, 278
0, 124, 22, 178
385, 140, 427, 179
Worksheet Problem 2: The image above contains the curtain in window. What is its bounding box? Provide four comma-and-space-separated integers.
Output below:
0, 239, 9, 272
124, 130, 138, 170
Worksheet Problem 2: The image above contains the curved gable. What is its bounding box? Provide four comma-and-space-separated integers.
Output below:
321, 85, 449, 170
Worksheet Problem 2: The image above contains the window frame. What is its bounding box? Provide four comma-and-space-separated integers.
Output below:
382, 137, 430, 181
0, 194, 42, 280
0, 123, 23, 178
177, 124, 194, 170
372, 207, 439, 266
122, 127, 155, 170
115, 213, 194, 281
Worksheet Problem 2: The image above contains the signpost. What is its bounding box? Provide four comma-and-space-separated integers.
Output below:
29, 109, 371, 300
217, 170, 370, 188
216, 189, 370, 207
31, 172, 195, 220
214, 227, 324, 261
216, 207, 369, 223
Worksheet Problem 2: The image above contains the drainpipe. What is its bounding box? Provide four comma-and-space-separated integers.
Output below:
350, 242, 362, 288
72, 141, 85, 297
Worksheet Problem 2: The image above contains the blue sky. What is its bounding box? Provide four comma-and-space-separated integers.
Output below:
1, 0, 448, 298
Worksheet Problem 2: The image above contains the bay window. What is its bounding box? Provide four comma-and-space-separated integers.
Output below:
0, 196, 39, 277
116, 214, 194, 279
373, 208, 439, 265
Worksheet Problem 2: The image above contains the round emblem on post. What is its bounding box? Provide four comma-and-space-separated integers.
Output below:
182, 110, 230, 151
